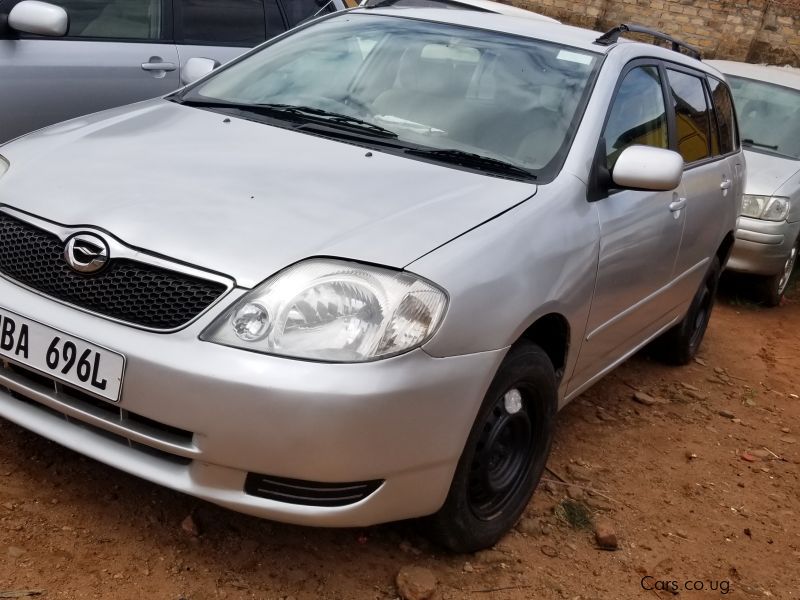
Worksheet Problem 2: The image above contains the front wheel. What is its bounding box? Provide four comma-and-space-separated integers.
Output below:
428, 341, 556, 553
760, 240, 798, 307
654, 255, 721, 365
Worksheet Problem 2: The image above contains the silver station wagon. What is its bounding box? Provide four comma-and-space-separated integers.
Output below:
0, 9, 741, 551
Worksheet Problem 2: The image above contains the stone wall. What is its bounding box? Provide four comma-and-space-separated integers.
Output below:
499, 0, 800, 66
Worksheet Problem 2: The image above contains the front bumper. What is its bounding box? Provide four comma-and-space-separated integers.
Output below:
726, 217, 800, 276
0, 276, 506, 527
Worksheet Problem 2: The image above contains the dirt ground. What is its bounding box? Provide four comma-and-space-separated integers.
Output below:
1, 277, 798, 600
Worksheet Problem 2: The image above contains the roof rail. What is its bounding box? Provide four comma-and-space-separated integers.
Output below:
594, 24, 702, 60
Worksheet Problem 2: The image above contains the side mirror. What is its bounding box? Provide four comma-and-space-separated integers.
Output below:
612, 145, 684, 192
8, 0, 68, 37
181, 57, 220, 86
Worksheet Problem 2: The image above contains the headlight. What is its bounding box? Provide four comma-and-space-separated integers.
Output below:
0, 156, 8, 178
740, 194, 790, 221
201, 259, 448, 362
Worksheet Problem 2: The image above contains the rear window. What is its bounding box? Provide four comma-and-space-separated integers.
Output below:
177, 0, 277, 46
667, 69, 714, 163
707, 76, 739, 156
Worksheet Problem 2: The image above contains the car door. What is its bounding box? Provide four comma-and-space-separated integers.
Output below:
666, 67, 742, 300
570, 62, 686, 390
0, 0, 179, 143
173, 0, 285, 84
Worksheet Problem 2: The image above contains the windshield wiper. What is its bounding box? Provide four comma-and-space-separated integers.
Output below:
743, 138, 779, 151
403, 148, 537, 180
174, 98, 398, 139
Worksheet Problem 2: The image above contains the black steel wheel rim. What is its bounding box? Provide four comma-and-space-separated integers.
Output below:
467, 386, 542, 521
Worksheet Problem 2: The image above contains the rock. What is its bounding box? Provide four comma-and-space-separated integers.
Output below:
516, 517, 540, 536
780, 436, 796, 445
781, 427, 791, 434
694, 358, 707, 366
540, 523, 553, 536
462, 561, 474, 573
566, 463, 592, 482
681, 382, 700, 392
399, 540, 422, 556
475, 549, 506, 564
585, 497, 614, 512
180, 514, 200, 537
2, 502, 14, 511
749, 449, 772, 460
7, 546, 25, 558
544, 481, 559, 495
566, 485, 584, 500
594, 519, 618, 550
396, 566, 437, 600
685, 450, 698, 460
685, 390, 708, 401
741, 451, 758, 462
718, 409, 736, 419
633, 391, 659, 406
540, 545, 558, 558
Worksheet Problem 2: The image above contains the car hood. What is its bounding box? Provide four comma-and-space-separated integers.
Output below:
0, 100, 535, 288
744, 149, 800, 197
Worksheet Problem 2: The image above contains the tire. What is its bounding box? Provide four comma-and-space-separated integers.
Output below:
427, 341, 556, 553
655, 255, 721, 365
760, 240, 798, 307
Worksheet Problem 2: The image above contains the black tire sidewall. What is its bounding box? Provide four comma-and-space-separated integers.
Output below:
429, 342, 557, 553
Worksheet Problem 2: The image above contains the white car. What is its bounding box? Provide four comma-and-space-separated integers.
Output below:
709, 60, 800, 305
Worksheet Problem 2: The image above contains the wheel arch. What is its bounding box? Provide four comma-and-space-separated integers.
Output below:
517, 313, 570, 382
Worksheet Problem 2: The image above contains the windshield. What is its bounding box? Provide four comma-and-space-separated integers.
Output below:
727, 75, 800, 160
182, 13, 601, 179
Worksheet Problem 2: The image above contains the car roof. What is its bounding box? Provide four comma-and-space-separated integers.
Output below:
358, 0, 559, 22
707, 60, 800, 91
352, 5, 717, 73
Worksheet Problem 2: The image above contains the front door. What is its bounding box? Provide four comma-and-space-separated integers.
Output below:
570, 63, 686, 391
0, 0, 179, 143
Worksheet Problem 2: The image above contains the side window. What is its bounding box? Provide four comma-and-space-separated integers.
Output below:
282, 0, 335, 28
707, 76, 738, 155
44, 0, 162, 39
666, 69, 713, 163
603, 66, 669, 169
177, 0, 276, 46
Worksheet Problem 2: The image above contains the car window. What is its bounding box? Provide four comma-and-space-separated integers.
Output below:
177, 0, 279, 46
707, 76, 738, 156
667, 69, 713, 163
282, 0, 335, 27
604, 66, 668, 169
727, 75, 800, 160
44, 0, 162, 39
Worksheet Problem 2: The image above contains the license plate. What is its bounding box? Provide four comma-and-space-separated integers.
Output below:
0, 307, 125, 402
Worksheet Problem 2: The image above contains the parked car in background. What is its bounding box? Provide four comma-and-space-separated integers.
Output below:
709, 60, 800, 305
0, 12, 740, 551
0, 0, 354, 143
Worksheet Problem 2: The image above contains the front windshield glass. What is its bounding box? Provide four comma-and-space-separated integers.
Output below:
727, 75, 800, 160
184, 13, 601, 178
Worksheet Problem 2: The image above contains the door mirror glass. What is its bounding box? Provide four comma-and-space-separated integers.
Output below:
8, 0, 68, 37
182, 57, 219, 85
612, 145, 684, 191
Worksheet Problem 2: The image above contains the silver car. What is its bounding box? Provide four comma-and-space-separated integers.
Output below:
0, 0, 351, 143
0, 13, 741, 551
709, 61, 800, 305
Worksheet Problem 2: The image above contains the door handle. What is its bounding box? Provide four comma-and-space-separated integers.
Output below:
720, 178, 732, 191
669, 197, 687, 212
141, 61, 177, 72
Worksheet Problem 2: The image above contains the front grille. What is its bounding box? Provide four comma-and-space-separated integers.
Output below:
0, 213, 227, 329
244, 473, 383, 507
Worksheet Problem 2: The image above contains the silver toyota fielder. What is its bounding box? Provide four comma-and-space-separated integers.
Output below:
0, 9, 741, 551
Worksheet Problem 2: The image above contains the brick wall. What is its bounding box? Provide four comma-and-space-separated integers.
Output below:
499, 0, 800, 66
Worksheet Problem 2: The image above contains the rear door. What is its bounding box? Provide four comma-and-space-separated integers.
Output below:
668, 67, 742, 301
0, 0, 179, 143
173, 0, 285, 82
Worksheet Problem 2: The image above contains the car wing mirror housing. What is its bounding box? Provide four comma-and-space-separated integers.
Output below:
182, 57, 220, 86
612, 145, 684, 192
8, 0, 68, 37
